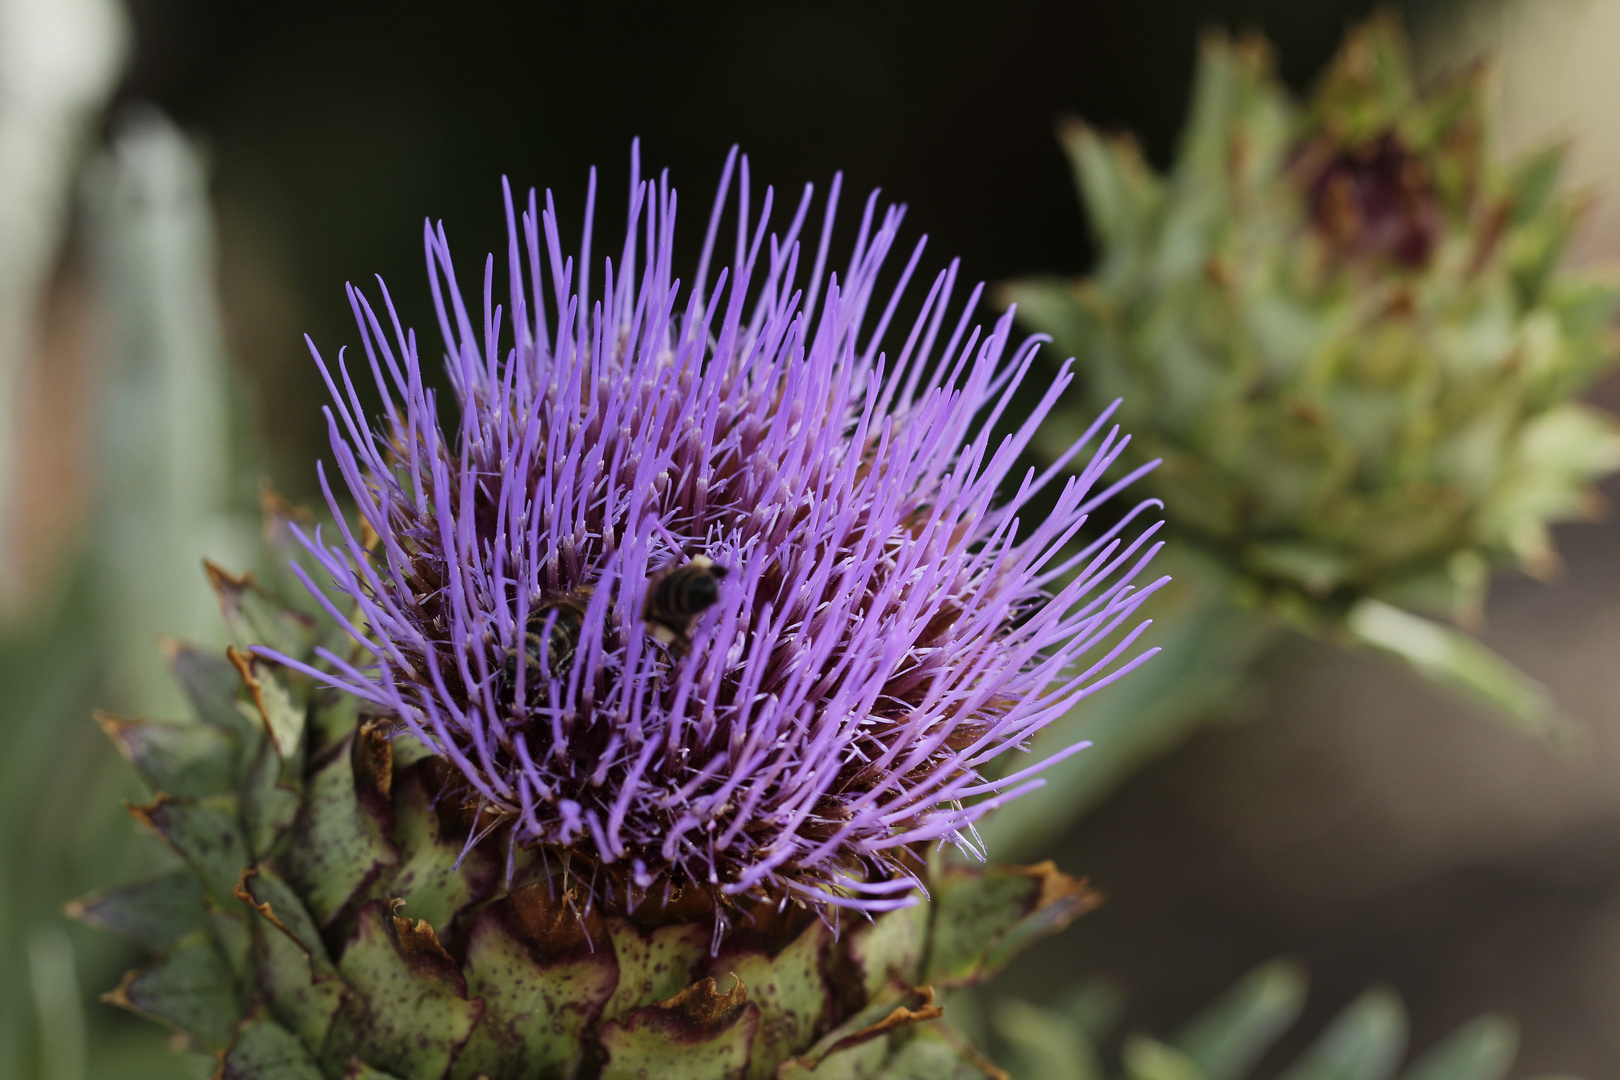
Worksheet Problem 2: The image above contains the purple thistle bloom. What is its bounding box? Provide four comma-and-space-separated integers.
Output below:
265, 144, 1167, 920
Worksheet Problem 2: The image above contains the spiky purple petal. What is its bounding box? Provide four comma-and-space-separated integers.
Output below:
263, 144, 1167, 916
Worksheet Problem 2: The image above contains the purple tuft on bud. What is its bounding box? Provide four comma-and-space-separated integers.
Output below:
262, 144, 1166, 921
1305, 129, 1442, 269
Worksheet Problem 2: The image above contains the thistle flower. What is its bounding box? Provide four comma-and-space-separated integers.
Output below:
77, 147, 1158, 1079
268, 144, 1165, 923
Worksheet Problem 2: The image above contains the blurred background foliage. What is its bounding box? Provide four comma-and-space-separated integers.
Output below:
5, 0, 1620, 1077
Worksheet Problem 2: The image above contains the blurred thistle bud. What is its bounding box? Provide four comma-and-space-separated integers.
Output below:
1004, 15, 1620, 733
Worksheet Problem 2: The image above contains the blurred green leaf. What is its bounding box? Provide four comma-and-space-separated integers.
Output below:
1397, 1016, 1516, 1080
1123, 1037, 1202, 1080
984, 965, 1543, 1080
924, 864, 1100, 989
982, 548, 1275, 860
1174, 960, 1307, 1080
0, 105, 256, 1080
1065, 979, 1126, 1044
1275, 989, 1407, 1080
108, 930, 242, 1053
65, 867, 207, 952
1345, 599, 1574, 745
994, 998, 1102, 1080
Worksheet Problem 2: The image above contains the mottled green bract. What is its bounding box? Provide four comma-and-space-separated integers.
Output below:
71, 502, 1095, 1079
1007, 18, 1620, 667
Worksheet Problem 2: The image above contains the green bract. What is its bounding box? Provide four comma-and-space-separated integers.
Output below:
70, 498, 1094, 1080
1007, 17, 1620, 652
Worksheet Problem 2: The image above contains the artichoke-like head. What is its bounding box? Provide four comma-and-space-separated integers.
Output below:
1009, 15, 1620, 631
73, 146, 1158, 1079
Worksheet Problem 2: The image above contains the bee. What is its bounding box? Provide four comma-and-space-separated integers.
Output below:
644, 555, 727, 649
499, 589, 591, 703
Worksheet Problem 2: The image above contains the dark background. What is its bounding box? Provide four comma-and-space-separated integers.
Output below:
116, 0, 1425, 494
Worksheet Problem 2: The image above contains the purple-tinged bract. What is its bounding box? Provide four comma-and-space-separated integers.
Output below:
268, 145, 1165, 921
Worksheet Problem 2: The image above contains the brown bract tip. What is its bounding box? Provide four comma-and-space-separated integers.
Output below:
233, 867, 293, 938
258, 481, 314, 529
1018, 860, 1104, 927
390, 907, 456, 968
93, 709, 140, 751
125, 793, 176, 833
822, 987, 944, 1060
657, 975, 750, 1029
503, 881, 605, 959
1054, 113, 1088, 146
204, 559, 257, 595
352, 719, 394, 808
225, 645, 276, 740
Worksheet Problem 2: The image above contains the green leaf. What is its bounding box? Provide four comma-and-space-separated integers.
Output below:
1059, 121, 1163, 258
1518, 404, 1620, 483
710, 918, 831, 1080
130, 794, 251, 906
308, 685, 364, 759
211, 907, 253, 980
1398, 1016, 1517, 1080
230, 648, 307, 767
1022, 968, 1532, 1080
871, 1025, 1001, 1080
1174, 959, 1308, 1080
777, 986, 943, 1079
360, 766, 494, 935
1345, 599, 1575, 745
322, 901, 483, 1080
1245, 542, 1353, 596
923, 863, 1099, 989
1064, 980, 1125, 1044
105, 931, 242, 1053
235, 866, 337, 978
66, 867, 208, 951
279, 732, 397, 925
254, 916, 344, 1053
234, 875, 337, 1053
232, 655, 308, 859
207, 562, 318, 659
848, 902, 927, 1000
450, 884, 619, 1080
1123, 1037, 1201, 1080
257, 486, 324, 609
1277, 989, 1408, 1080
220, 1014, 325, 1080
1505, 145, 1566, 226
597, 976, 760, 1080
992, 997, 1101, 1080
602, 916, 711, 1022
242, 736, 302, 859
96, 711, 239, 798
165, 639, 260, 745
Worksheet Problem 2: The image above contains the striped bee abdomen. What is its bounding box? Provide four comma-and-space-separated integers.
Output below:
644, 555, 727, 648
